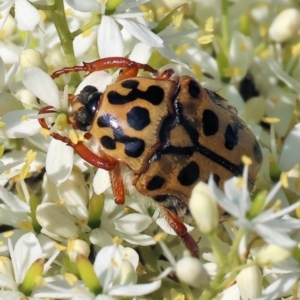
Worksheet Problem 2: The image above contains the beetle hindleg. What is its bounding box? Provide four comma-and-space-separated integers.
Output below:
164, 209, 199, 258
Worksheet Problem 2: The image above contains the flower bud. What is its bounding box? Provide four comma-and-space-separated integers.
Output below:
20, 49, 47, 72
175, 256, 210, 288
236, 264, 262, 300
256, 245, 291, 265
67, 239, 90, 263
189, 182, 218, 234
269, 8, 300, 43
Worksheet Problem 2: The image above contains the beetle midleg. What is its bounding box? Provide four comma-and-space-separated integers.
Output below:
51, 57, 158, 79
164, 209, 199, 258
108, 161, 126, 205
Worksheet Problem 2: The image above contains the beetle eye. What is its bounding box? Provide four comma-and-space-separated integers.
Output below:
86, 91, 102, 115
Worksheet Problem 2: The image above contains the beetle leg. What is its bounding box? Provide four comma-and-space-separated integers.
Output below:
48, 133, 117, 171
109, 162, 126, 205
51, 57, 158, 79
115, 66, 139, 82
164, 209, 199, 258
155, 69, 176, 80
38, 106, 57, 129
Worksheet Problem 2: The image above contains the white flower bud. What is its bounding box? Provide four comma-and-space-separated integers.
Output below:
1, 14, 16, 39
256, 245, 291, 265
189, 182, 218, 234
20, 49, 47, 72
269, 8, 300, 43
67, 239, 90, 263
0, 257, 13, 277
236, 265, 262, 300
36, 203, 79, 239
175, 256, 210, 288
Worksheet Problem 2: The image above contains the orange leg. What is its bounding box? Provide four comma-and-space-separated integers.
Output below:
109, 162, 126, 205
50, 132, 117, 171
51, 57, 158, 79
164, 210, 199, 258
155, 69, 176, 80
38, 106, 57, 129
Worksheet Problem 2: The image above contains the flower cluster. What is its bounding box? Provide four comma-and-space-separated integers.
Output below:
1, 0, 300, 299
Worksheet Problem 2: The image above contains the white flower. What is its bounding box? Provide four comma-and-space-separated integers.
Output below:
155, 240, 210, 289
0, 232, 60, 297
208, 174, 300, 253
90, 194, 156, 247
65, 0, 163, 59
45, 244, 161, 298
0, 0, 40, 31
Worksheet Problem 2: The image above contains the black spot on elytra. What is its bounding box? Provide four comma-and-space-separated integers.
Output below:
202, 109, 219, 136
124, 137, 145, 158
98, 114, 145, 158
147, 176, 166, 191
177, 161, 200, 186
127, 106, 150, 131
188, 80, 201, 98
253, 141, 262, 164
224, 124, 239, 150
121, 79, 139, 89
100, 136, 116, 150
97, 114, 110, 127
107, 84, 164, 105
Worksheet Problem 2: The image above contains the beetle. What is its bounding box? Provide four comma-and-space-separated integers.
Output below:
38, 57, 263, 257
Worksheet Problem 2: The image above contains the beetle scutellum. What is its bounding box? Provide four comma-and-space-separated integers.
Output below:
39, 57, 262, 257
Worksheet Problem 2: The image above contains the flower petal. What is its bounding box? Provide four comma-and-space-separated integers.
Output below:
13, 232, 43, 284
108, 280, 161, 296
98, 16, 124, 58
115, 18, 163, 47
65, 0, 101, 12
2, 110, 40, 138
94, 245, 122, 285
93, 169, 111, 195
115, 213, 152, 235
0, 185, 30, 213
23, 67, 61, 109
278, 123, 300, 171
46, 138, 73, 185
15, 0, 40, 31
36, 203, 79, 239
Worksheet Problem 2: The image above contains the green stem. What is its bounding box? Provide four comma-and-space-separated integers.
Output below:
228, 228, 246, 264
46, 0, 80, 86
181, 282, 196, 300
207, 232, 227, 268
221, 0, 230, 57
